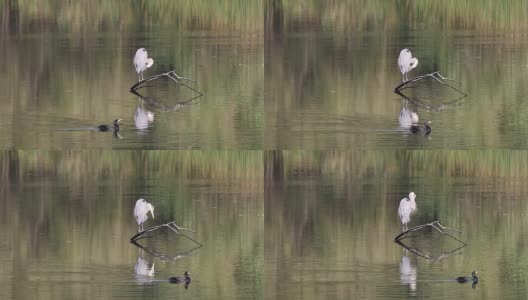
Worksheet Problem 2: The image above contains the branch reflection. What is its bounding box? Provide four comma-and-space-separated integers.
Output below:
130, 89, 202, 112
395, 239, 467, 263
130, 240, 202, 263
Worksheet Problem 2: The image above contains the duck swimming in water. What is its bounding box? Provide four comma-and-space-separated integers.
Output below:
169, 271, 191, 284
456, 271, 478, 284
411, 121, 432, 135
98, 119, 122, 132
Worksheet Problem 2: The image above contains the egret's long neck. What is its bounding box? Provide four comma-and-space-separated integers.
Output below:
411, 58, 419, 70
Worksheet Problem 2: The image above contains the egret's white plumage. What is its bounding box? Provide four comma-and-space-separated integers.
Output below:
398, 49, 419, 82
398, 192, 417, 231
134, 198, 155, 232
134, 48, 154, 82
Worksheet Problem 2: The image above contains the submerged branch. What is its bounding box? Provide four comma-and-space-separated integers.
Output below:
130, 70, 203, 96
130, 89, 201, 112
396, 239, 466, 262
396, 90, 467, 112
394, 220, 467, 262
131, 240, 202, 263
130, 221, 203, 247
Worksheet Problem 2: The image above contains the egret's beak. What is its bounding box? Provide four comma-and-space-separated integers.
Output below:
117, 119, 123, 123
150, 210, 154, 219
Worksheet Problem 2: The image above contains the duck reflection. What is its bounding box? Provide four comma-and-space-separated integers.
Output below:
400, 251, 417, 295
135, 255, 155, 284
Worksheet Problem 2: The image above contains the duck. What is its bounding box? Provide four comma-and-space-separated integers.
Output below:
456, 271, 478, 284
169, 271, 191, 284
98, 119, 122, 132
410, 121, 432, 134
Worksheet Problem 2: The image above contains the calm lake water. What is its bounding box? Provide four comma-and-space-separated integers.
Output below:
0, 151, 263, 299
265, 6, 528, 149
0, 2, 262, 149
265, 151, 528, 299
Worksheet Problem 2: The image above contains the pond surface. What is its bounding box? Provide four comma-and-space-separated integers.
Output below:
0, 2, 262, 149
265, 151, 528, 299
266, 14, 528, 149
0, 151, 263, 300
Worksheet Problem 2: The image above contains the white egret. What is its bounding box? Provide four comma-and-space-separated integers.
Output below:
134, 48, 154, 82
134, 198, 155, 232
398, 49, 419, 82
398, 192, 417, 231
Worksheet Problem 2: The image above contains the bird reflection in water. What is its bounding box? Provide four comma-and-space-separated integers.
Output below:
399, 102, 432, 138
399, 106, 419, 130
400, 251, 417, 295
134, 99, 155, 130
134, 255, 155, 284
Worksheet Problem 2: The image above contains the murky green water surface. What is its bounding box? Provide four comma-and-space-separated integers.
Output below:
265, 2, 528, 149
0, 151, 263, 299
265, 151, 528, 299
0, 1, 263, 149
